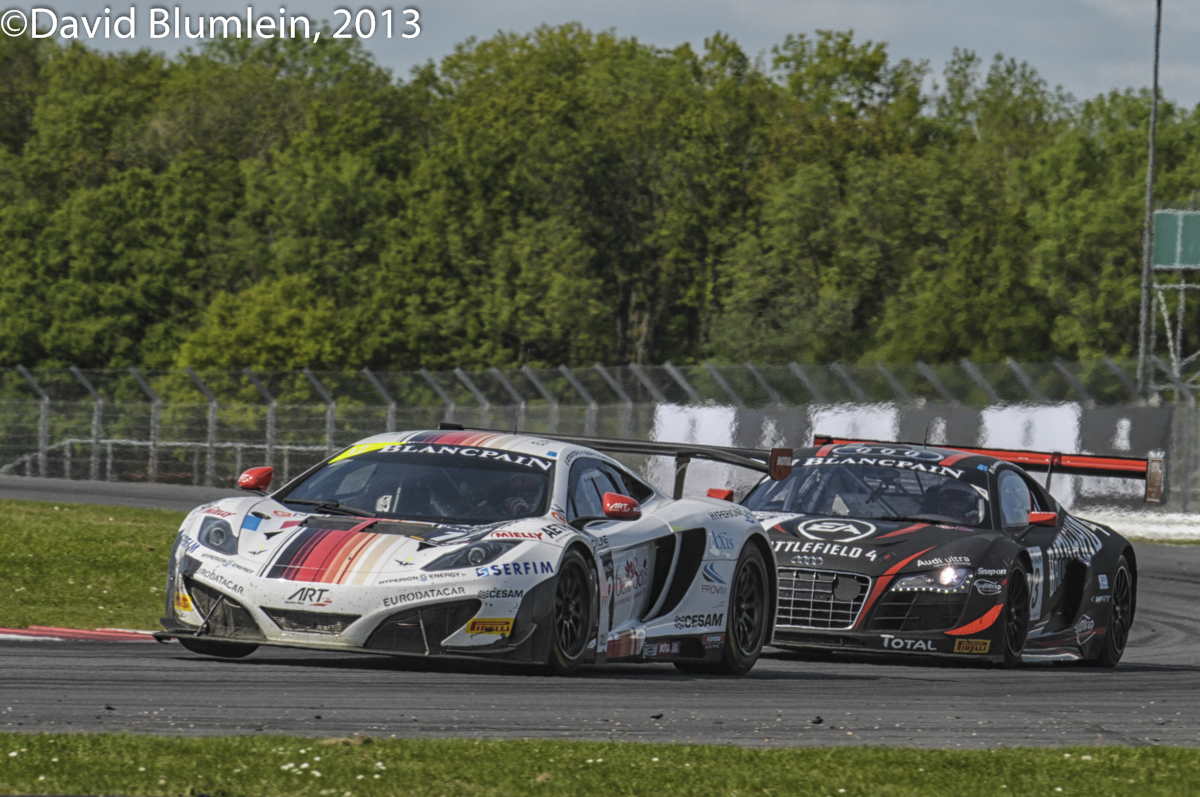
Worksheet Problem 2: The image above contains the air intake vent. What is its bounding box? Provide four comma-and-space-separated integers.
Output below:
183, 578, 266, 641
263, 608, 361, 635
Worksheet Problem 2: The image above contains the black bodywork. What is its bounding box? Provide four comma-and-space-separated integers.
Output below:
743, 443, 1137, 664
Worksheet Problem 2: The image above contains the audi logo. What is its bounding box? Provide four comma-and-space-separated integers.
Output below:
790, 555, 825, 567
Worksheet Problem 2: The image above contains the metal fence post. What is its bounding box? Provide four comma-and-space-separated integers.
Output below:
594, 364, 633, 437
788, 363, 828, 404
521, 366, 559, 433
960, 359, 1001, 405
129, 367, 161, 482
628, 363, 668, 404
830, 363, 870, 403
558, 365, 597, 435
702, 363, 744, 408
745, 362, 783, 406
244, 369, 277, 468
876, 364, 913, 405
304, 368, 337, 456
420, 368, 457, 424
454, 368, 491, 427
69, 366, 102, 481
916, 361, 961, 406
1006, 358, 1050, 404
361, 368, 397, 433
185, 367, 218, 487
489, 367, 527, 431
1154, 356, 1194, 511
16, 365, 48, 477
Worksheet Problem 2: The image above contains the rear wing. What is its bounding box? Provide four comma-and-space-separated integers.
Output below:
442, 425, 793, 499
811, 435, 1165, 503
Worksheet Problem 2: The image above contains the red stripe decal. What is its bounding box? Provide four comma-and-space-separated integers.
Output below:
946, 604, 1004, 636
0, 626, 155, 642
814, 443, 836, 458
938, 452, 971, 467
878, 523, 928, 538
855, 547, 935, 629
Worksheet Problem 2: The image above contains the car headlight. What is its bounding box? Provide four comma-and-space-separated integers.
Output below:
893, 567, 973, 594
196, 516, 238, 555
423, 541, 523, 571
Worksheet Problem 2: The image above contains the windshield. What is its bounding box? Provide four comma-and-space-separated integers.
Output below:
279, 444, 554, 525
744, 459, 992, 528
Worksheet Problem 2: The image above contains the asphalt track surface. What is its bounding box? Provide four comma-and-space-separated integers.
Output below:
0, 475, 237, 512
1, 479, 1199, 747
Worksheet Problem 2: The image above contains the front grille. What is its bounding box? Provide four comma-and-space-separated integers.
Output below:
867, 590, 969, 632
263, 608, 361, 635
775, 568, 871, 630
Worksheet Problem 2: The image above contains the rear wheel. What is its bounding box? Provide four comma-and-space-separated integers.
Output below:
177, 637, 258, 659
1091, 556, 1133, 668
548, 549, 595, 675
675, 543, 770, 676
1001, 567, 1030, 668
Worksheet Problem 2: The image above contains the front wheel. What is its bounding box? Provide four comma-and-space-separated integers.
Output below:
177, 637, 258, 659
1001, 566, 1030, 668
675, 543, 770, 676
547, 549, 595, 675
1090, 556, 1134, 668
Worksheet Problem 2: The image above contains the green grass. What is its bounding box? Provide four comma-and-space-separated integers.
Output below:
0, 499, 185, 629
0, 734, 1198, 796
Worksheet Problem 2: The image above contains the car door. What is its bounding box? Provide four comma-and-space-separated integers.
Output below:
567, 457, 669, 632
996, 467, 1058, 625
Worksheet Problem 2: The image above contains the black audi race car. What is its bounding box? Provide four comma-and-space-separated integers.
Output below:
734, 437, 1163, 667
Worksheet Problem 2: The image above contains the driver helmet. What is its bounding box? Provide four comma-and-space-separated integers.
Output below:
503, 474, 542, 517
936, 483, 982, 525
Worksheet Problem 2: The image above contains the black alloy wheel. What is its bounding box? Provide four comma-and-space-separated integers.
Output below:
675, 543, 770, 676
1001, 567, 1030, 668
177, 637, 258, 659
548, 549, 594, 675
732, 551, 768, 658
1091, 555, 1134, 668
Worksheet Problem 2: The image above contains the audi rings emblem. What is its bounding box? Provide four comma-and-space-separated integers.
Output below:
791, 555, 825, 567
831, 444, 943, 462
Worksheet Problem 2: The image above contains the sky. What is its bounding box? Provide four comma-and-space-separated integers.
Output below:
10, 0, 1200, 107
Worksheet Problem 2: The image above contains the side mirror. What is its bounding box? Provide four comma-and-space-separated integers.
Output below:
238, 466, 273, 493
602, 492, 641, 521
769, 448, 794, 480
706, 488, 735, 501
1029, 511, 1057, 527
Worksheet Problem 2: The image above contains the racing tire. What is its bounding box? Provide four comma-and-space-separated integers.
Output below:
177, 637, 258, 659
547, 549, 595, 676
1001, 566, 1030, 668
1089, 556, 1133, 668
675, 544, 770, 676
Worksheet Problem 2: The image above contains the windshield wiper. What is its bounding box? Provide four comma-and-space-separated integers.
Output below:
875, 515, 944, 525
282, 498, 376, 518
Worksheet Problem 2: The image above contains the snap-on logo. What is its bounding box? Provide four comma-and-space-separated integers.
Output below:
796, 518, 877, 543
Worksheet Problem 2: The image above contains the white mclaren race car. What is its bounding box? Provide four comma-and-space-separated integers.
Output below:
156, 426, 782, 675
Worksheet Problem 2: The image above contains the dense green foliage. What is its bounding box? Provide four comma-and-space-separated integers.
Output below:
1, 27, 1196, 370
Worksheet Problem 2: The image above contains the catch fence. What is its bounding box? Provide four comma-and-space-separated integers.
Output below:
0, 358, 1194, 511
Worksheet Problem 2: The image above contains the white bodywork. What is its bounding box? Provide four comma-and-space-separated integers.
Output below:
165, 431, 772, 664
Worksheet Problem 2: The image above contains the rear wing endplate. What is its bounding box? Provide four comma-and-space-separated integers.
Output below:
812, 435, 1165, 503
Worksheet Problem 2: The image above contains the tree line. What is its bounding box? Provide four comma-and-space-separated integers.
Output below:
1, 26, 1196, 371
